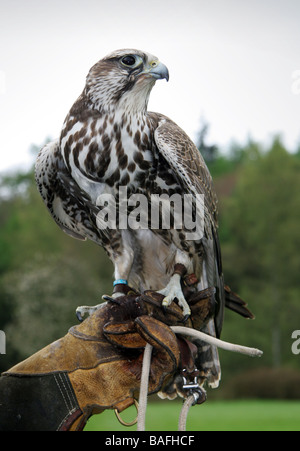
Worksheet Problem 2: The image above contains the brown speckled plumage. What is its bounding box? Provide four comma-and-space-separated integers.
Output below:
35, 49, 225, 388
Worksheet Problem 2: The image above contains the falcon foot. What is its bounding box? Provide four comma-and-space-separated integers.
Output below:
76, 303, 103, 322
76, 284, 140, 322
158, 272, 191, 319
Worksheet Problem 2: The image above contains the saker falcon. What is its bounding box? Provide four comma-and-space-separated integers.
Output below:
35, 49, 252, 388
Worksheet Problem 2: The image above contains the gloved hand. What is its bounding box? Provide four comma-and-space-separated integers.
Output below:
0, 288, 215, 431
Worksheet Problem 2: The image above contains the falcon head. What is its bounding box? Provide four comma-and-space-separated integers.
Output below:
85, 49, 169, 114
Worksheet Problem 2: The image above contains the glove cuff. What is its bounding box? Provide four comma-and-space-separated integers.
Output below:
0, 372, 85, 431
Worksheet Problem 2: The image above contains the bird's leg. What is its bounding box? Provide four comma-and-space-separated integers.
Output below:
111, 246, 134, 298
76, 243, 134, 322
158, 251, 192, 319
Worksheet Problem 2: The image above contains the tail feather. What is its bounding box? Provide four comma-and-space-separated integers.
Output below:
224, 285, 255, 319
194, 319, 221, 388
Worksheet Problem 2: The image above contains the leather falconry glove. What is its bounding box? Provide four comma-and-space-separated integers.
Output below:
0, 286, 214, 432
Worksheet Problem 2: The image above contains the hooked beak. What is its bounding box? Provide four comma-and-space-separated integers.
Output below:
141, 61, 169, 82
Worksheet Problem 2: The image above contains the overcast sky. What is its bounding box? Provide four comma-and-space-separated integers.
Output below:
0, 0, 299, 173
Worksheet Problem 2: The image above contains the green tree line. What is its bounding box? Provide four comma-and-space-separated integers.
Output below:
0, 134, 299, 395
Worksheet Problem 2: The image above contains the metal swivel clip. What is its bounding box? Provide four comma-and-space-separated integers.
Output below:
181, 368, 206, 405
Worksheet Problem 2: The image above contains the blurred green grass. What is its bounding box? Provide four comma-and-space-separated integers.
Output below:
84, 399, 300, 431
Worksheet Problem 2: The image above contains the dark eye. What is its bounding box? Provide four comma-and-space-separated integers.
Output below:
121, 55, 136, 67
